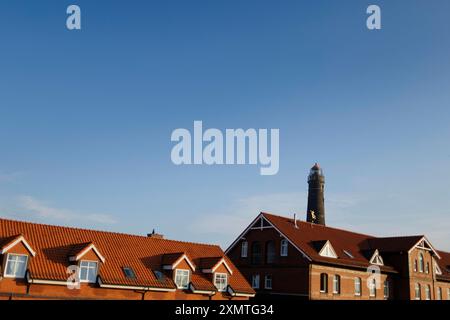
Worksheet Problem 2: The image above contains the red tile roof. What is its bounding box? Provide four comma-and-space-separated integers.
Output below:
0, 218, 254, 295
436, 250, 450, 282
261, 212, 424, 272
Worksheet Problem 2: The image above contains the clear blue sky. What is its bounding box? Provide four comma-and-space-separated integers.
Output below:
1, 1, 449, 250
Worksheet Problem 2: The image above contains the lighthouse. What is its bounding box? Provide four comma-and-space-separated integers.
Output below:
306, 163, 326, 225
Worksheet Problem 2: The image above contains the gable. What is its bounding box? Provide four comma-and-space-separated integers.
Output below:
318, 241, 338, 259
0, 235, 36, 257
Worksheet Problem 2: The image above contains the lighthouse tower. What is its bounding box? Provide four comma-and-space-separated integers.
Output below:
306, 163, 326, 225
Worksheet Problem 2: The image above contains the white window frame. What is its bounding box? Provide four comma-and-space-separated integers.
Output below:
437, 287, 442, 300
79, 260, 98, 283
241, 241, 248, 258
354, 277, 361, 296
332, 275, 340, 294
3, 253, 29, 279
252, 274, 260, 289
264, 275, 272, 289
418, 253, 424, 273
213, 273, 228, 292
369, 278, 377, 297
383, 280, 389, 299
280, 239, 288, 257
415, 283, 421, 300
174, 269, 190, 289
425, 285, 431, 300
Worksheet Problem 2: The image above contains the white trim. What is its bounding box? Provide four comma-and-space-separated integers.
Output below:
227, 286, 255, 298
213, 273, 228, 292
189, 283, 216, 295
174, 269, 190, 289
369, 250, 384, 266
1, 236, 36, 257
27, 273, 68, 286
70, 243, 105, 263
3, 253, 29, 278
98, 278, 176, 292
408, 236, 441, 259
226, 213, 312, 262
163, 254, 196, 272
202, 258, 234, 275
318, 241, 338, 259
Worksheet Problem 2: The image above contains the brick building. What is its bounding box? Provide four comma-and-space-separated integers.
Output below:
0, 219, 254, 300
226, 164, 450, 300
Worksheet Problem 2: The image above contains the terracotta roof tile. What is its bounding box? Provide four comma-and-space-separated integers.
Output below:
0, 217, 253, 294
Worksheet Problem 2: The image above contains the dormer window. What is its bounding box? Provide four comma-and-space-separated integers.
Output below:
174, 269, 190, 289
369, 250, 384, 266
4, 254, 28, 278
214, 273, 228, 292
280, 239, 288, 257
318, 241, 337, 259
79, 261, 98, 283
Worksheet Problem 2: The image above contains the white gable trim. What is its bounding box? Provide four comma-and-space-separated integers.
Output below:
408, 236, 441, 259
163, 254, 196, 272
318, 241, 338, 259
202, 258, 233, 275
1, 235, 36, 257
369, 249, 384, 266
70, 243, 105, 263
225, 213, 312, 262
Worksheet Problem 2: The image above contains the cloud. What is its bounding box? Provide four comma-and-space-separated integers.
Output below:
17, 195, 117, 225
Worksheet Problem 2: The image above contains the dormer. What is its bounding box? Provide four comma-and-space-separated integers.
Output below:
69, 242, 105, 283
162, 252, 196, 289
313, 240, 338, 259
369, 249, 384, 266
1, 234, 36, 279
200, 257, 234, 292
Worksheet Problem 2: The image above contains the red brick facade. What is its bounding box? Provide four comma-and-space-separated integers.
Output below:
227, 212, 450, 300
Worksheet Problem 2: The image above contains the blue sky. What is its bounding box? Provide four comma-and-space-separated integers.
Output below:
1, 1, 449, 250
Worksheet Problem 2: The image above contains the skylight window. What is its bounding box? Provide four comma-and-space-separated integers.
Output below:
343, 250, 354, 259
154, 270, 164, 281
123, 267, 136, 279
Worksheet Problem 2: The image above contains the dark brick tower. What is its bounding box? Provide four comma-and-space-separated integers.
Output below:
306, 163, 326, 225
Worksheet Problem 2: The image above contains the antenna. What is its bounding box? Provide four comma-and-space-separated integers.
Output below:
294, 213, 298, 229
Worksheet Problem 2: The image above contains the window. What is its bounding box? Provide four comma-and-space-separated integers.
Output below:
333, 275, 341, 294
123, 267, 136, 279
320, 242, 337, 258
320, 273, 328, 293
447, 288, 450, 301
280, 239, 288, 257
251, 242, 262, 264
175, 269, 190, 289
214, 273, 228, 292
252, 274, 260, 289
266, 241, 276, 264
154, 270, 164, 281
415, 283, 421, 300
425, 262, 429, 274
354, 277, 361, 296
264, 275, 272, 289
4, 254, 28, 278
343, 250, 354, 259
437, 287, 442, 300
383, 280, 390, 299
79, 261, 98, 283
241, 241, 248, 258
419, 253, 424, 273
414, 259, 418, 272
369, 278, 376, 297
425, 285, 431, 300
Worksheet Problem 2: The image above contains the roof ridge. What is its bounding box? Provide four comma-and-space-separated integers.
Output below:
0, 216, 220, 249
261, 212, 376, 239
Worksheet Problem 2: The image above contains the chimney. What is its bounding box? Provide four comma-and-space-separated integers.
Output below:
147, 229, 164, 239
